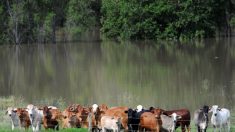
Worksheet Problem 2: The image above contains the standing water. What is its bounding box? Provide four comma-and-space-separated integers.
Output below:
0, 38, 235, 113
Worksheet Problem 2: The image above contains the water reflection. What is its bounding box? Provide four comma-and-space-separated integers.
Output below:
0, 38, 235, 112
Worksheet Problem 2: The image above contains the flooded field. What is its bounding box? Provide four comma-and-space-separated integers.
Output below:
0, 38, 235, 113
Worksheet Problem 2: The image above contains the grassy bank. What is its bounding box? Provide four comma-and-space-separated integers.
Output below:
0, 96, 234, 132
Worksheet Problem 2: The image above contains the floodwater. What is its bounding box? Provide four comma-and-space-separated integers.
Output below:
0, 38, 235, 112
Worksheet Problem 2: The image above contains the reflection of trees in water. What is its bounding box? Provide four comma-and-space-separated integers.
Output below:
0, 40, 235, 110
213, 38, 235, 108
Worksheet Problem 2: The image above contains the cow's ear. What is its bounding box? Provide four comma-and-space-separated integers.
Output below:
162, 111, 168, 116
38, 107, 43, 110
208, 107, 212, 113
13, 108, 17, 113
177, 115, 182, 119
5, 111, 8, 115
149, 107, 154, 111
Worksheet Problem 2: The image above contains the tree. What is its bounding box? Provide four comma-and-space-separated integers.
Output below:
6, 0, 25, 44
65, 0, 97, 40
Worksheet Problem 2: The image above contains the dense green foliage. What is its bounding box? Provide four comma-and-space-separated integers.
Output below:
101, 0, 235, 40
0, 0, 234, 44
0, 0, 99, 44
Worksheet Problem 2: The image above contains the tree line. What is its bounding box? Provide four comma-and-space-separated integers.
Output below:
0, 0, 234, 44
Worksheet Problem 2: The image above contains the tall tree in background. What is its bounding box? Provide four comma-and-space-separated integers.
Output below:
65, 0, 97, 40
6, 0, 25, 44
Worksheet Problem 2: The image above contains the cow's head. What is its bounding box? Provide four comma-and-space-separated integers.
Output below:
92, 104, 99, 113
43, 106, 52, 119
26, 104, 38, 123
16, 108, 29, 121
200, 105, 209, 113
169, 113, 182, 123
6, 107, 17, 117
209, 105, 221, 116
136, 105, 143, 112
200, 105, 210, 119
150, 107, 164, 119
125, 108, 137, 122
99, 104, 108, 112
62, 106, 82, 128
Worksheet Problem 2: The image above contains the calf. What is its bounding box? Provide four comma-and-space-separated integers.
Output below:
100, 115, 121, 132
209, 105, 230, 132
139, 112, 162, 132
161, 113, 182, 132
43, 106, 60, 130
16, 108, 31, 130
6, 107, 20, 130
150, 107, 191, 132
194, 105, 209, 132
26, 104, 43, 132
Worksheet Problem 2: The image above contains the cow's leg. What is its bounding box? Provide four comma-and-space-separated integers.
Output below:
32, 126, 35, 132
227, 119, 231, 132
219, 123, 223, 132
213, 125, 216, 132
181, 124, 186, 132
11, 124, 14, 130
197, 126, 200, 132
55, 124, 59, 130
101, 127, 105, 132
186, 124, 190, 132
156, 126, 160, 132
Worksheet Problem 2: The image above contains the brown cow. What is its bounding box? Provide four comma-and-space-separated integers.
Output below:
16, 108, 31, 129
139, 112, 162, 132
42, 106, 61, 130
62, 104, 83, 128
103, 106, 128, 131
77, 106, 94, 129
150, 107, 191, 132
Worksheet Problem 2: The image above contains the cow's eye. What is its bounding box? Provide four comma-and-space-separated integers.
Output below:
64, 116, 67, 119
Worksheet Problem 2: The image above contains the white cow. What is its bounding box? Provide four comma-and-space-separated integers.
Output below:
100, 116, 121, 132
161, 113, 181, 132
26, 104, 43, 132
209, 105, 230, 132
6, 107, 20, 130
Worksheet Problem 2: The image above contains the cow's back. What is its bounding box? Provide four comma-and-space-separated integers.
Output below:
219, 108, 230, 124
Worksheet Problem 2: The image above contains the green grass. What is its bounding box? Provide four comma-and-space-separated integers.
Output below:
0, 96, 234, 132
0, 128, 88, 132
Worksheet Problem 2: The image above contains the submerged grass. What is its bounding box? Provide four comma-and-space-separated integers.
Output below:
0, 96, 234, 132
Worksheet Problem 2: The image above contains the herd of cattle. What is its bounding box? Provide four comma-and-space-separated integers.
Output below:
5, 104, 231, 132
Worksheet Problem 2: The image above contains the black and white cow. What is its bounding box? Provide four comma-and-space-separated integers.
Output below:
194, 105, 209, 132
